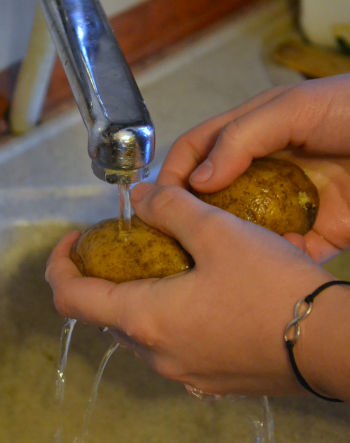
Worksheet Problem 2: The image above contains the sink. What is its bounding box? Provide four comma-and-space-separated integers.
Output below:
1, 1, 350, 441
1, 221, 269, 442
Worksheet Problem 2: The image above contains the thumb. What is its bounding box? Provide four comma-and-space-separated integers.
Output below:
189, 86, 312, 192
131, 182, 220, 257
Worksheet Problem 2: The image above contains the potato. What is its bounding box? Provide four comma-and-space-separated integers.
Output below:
72, 157, 318, 283
71, 215, 193, 283
194, 157, 319, 235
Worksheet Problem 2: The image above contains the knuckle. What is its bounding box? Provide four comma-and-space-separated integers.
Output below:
149, 185, 183, 216
126, 319, 155, 345
211, 119, 248, 157
172, 133, 187, 148
284, 85, 317, 121
115, 282, 166, 347
173, 135, 203, 163
120, 311, 159, 348
283, 85, 321, 140
220, 119, 245, 144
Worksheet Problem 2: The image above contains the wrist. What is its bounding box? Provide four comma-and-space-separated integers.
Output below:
293, 280, 350, 401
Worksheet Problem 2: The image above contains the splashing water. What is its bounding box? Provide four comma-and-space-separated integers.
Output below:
54, 318, 77, 442
76, 342, 120, 442
53, 185, 125, 440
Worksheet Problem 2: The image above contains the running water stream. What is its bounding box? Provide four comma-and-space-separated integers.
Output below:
54, 318, 77, 442
118, 183, 132, 230
73, 186, 131, 440
54, 185, 132, 441
76, 342, 120, 442
260, 396, 275, 443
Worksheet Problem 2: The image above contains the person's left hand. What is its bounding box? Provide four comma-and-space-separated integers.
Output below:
271, 149, 350, 263
156, 78, 350, 263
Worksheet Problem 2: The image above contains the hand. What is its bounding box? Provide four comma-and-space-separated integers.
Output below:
46, 183, 346, 398
157, 75, 350, 262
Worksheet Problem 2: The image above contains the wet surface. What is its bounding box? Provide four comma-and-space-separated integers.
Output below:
0, 222, 350, 442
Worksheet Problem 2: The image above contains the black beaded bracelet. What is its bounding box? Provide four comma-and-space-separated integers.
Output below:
284, 280, 350, 403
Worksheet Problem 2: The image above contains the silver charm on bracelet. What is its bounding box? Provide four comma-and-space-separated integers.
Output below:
284, 297, 313, 345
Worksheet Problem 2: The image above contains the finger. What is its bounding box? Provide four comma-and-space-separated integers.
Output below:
45, 229, 188, 333
45, 231, 126, 326
49, 263, 192, 356
157, 85, 292, 188
45, 230, 82, 281
284, 233, 307, 254
45, 216, 193, 350
49, 264, 157, 328
304, 230, 341, 263
131, 181, 222, 256
109, 328, 162, 370
46, 230, 81, 266
109, 328, 150, 358
109, 328, 135, 348
111, 327, 184, 382
188, 84, 321, 192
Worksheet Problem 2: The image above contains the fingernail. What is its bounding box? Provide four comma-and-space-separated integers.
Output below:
190, 160, 213, 183
131, 182, 153, 203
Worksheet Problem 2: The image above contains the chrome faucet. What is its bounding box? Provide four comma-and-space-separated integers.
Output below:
40, 0, 155, 184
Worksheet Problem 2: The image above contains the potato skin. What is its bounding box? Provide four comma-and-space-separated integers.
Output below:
71, 158, 319, 283
194, 157, 319, 235
71, 216, 192, 283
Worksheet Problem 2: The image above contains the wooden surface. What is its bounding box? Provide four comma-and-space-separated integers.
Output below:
0, 0, 263, 133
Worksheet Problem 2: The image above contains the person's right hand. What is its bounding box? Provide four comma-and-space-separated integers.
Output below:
46, 182, 350, 401
157, 75, 350, 263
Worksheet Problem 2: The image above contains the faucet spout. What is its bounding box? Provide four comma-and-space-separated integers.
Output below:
40, 0, 155, 184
